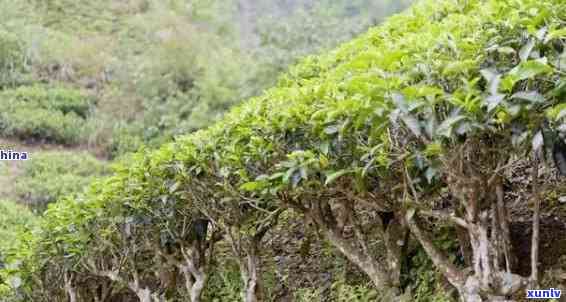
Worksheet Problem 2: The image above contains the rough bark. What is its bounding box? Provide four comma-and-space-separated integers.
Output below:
179, 264, 207, 302
157, 242, 210, 302
240, 245, 263, 302
495, 182, 514, 272
295, 197, 400, 293
154, 219, 221, 302
406, 215, 465, 288
64, 272, 77, 302
404, 154, 529, 302
189, 270, 207, 302
224, 210, 281, 302
180, 245, 208, 302
226, 232, 265, 302
131, 286, 152, 302
407, 213, 524, 302
325, 226, 393, 290
383, 215, 406, 288
85, 260, 159, 302
459, 197, 527, 301
123, 271, 156, 302
92, 281, 112, 302
456, 224, 473, 267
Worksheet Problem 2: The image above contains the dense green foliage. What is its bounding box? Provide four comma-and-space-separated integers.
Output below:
0, 0, 410, 158
0, 201, 37, 298
13, 151, 108, 212
0, 30, 27, 88
0, 86, 93, 144
0, 201, 36, 254
1, 0, 565, 301
4, 85, 93, 117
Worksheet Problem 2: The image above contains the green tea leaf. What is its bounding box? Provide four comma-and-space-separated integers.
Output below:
502, 59, 554, 91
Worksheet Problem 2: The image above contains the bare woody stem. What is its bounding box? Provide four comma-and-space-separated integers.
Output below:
64, 271, 77, 302
530, 161, 540, 286
403, 166, 465, 289
405, 214, 465, 288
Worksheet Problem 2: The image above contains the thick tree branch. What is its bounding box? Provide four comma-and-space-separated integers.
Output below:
495, 181, 513, 272
406, 213, 465, 288
420, 210, 469, 229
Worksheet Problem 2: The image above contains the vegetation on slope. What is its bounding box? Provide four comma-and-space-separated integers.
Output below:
2, 0, 566, 301
0, 0, 411, 159
0, 0, 410, 214
0, 86, 94, 144
0, 201, 37, 298
13, 151, 109, 212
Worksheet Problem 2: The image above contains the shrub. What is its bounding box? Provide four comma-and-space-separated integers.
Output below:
133, 24, 248, 140
0, 104, 85, 145
1, 85, 93, 117
0, 30, 22, 73
0, 85, 93, 144
34, 28, 114, 81
0, 200, 37, 298
106, 122, 145, 158
6, 0, 566, 301
0, 201, 36, 254
14, 151, 109, 212
0, 30, 27, 88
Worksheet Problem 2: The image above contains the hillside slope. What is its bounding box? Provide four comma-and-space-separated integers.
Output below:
0, 0, 412, 217
2, 0, 566, 301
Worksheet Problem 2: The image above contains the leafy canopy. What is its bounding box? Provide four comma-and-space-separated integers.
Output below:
4, 0, 565, 299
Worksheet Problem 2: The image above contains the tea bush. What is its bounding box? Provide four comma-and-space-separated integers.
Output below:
0, 86, 93, 144
13, 151, 109, 212
0, 105, 84, 145
2, 85, 93, 117
0, 30, 27, 88
0, 201, 36, 254
3, 0, 565, 301
0, 200, 37, 299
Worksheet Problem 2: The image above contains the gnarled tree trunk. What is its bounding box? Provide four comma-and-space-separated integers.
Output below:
240, 244, 263, 302
223, 210, 282, 302
64, 272, 78, 302
131, 286, 152, 302
383, 215, 406, 288
85, 261, 160, 302
404, 145, 537, 302
324, 226, 394, 290
300, 198, 401, 293
156, 221, 218, 302
179, 244, 209, 302
91, 280, 112, 302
